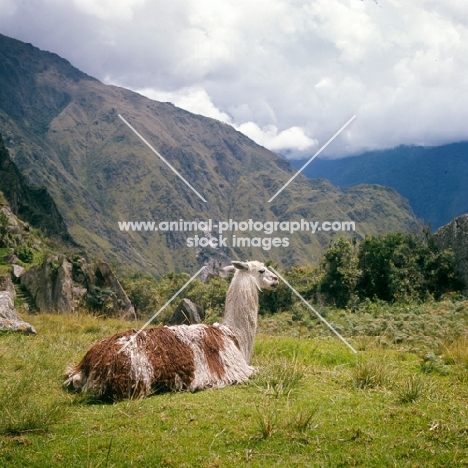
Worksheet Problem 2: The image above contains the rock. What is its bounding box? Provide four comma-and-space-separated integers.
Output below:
0, 274, 15, 296
2, 253, 19, 264
1, 207, 18, 227
0, 275, 36, 334
92, 260, 136, 319
77, 259, 136, 319
169, 298, 204, 325
19, 255, 136, 319
72, 286, 87, 298
12, 264, 25, 279
433, 214, 468, 290
21, 255, 76, 313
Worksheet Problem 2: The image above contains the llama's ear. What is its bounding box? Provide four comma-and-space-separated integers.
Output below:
223, 265, 236, 274
232, 261, 249, 270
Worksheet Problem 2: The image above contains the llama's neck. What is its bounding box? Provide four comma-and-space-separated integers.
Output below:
222, 273, 259, 364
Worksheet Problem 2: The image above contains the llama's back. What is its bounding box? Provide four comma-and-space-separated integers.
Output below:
63, 324, 254, 401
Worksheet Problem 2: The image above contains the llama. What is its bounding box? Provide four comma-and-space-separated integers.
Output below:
63, 260, 278, 401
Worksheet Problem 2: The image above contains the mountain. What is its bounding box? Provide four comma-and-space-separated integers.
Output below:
291, 143, 468, 230
0, 33, 421, 275
0, 133, 71, 240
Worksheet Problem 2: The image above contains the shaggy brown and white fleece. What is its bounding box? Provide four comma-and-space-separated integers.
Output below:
63, 260, 278, 401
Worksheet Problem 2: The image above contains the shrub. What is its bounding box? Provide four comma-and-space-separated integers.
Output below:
419, 352, 449, 375
396, 374, 430, 403
86, 286, 115, 312
184, 275, 228, 319
15, 245, 34, 263
320, 237, 361, 309
122, 271, 230, 321
251, 356, 305, 398
352, 359, 390, 389
122, 272, 161, 318
357, 232, 461, 304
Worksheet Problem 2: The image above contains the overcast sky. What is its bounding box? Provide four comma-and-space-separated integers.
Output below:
1, 0, 468, 159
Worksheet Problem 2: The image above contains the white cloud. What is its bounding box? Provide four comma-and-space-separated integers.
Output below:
0, 0, 16, 15
137, 86, 317, 154
235, 122, 317, 154
71, 0, 145, 20
137, 86, 232, 123
1, 0, 468, 157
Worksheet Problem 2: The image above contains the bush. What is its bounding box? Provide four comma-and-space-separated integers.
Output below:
396, 374, 431, 403
357, 232, 461, 303
122, 271, 230, 321
320, 237, 361, 308
86, 286, 115, 312
15, 245, 34, 263
122, 272, 161, 318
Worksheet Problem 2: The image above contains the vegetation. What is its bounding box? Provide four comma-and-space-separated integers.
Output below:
320, 237, 361, 308
117, 230, 465, 328
122, 271, 229, 321
14, 245, 35, 264
2, 307, 468, 467
0, 210, 9, 247
356, 231, 460, 303
262, 232, 463, 312
0, 209, 466, 466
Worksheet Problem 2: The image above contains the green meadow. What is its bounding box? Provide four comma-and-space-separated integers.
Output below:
2, 302, 468, 467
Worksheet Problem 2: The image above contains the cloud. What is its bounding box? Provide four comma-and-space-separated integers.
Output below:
0, 0, 16, 15
137, 86, 232, 124
1, 0, 468, 157
71, 0, 145, 20
235, 122, 318, 154
136, 86, 317, 154
137, 86, 317, 155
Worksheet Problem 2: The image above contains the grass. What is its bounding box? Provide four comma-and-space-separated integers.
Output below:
0, 369, 66, 435
352, 358, 392, 390
395, 374, 431, 404
1, 304, 468, 466
250, 355, 305, 398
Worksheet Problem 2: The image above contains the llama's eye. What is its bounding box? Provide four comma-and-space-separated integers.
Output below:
259, 269, 265, 274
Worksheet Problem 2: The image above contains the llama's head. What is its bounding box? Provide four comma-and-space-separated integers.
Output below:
224, 260, 279, 290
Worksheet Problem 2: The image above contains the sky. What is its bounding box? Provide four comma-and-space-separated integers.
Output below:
1, 0, 468, 159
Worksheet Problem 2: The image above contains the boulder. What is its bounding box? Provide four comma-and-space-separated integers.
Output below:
19, 255, 136, 319
2, 253, 19, 264
12, 264, 25, 279
76, 259, 136, 319
87, 260, 136, 319
0, 274, 15, 296
433, 214, 468, 290
169, 298, 204, 325
0, 275, 36, 334
21, 255, 77, 313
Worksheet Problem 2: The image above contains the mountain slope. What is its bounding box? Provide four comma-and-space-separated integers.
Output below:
291, 143, 468, 230
0, 33, 421, 274
0, 132, 70, 240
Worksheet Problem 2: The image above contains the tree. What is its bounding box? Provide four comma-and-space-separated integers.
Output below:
320, 237, 361, 308
357, 232, 461, 303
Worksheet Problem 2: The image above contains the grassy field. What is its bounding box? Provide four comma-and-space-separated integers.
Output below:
2, 302, 468, 467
